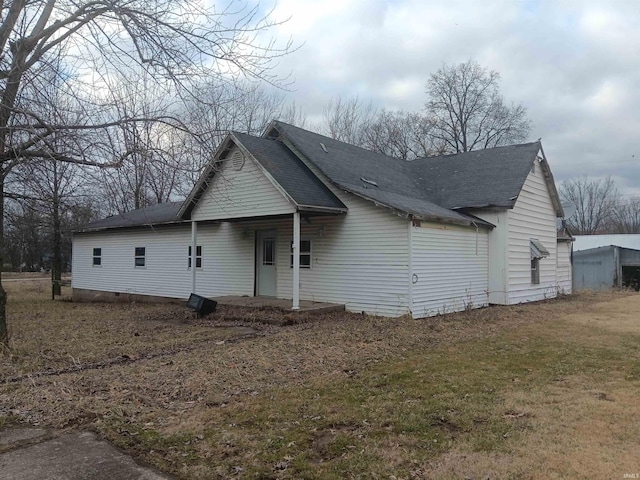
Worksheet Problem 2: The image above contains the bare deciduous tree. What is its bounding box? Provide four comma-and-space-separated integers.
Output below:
560, 176, 619, 234
426, 60, 531, 153
610, 197, 640, 234
0, 0, 293, 346
322, 96, 377, 145
97, 74, 189, 213
361, 110, 446, 160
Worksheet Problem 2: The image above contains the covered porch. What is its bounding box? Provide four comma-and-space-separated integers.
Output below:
180, 131, 348, 310
189, 210, 346, 311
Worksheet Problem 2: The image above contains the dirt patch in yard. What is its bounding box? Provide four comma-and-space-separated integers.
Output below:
2, 283, 640, 479
563, 293, 640, 334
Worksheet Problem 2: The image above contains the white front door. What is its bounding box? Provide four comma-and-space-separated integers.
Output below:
256, 230, 277, 297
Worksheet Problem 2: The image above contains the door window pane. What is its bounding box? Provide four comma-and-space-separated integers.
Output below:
263, 238, 275, 265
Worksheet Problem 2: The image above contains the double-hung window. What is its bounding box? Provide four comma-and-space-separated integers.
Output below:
531, 258, 540, 284
290, 239, 312, 269
134, 247, 146, 267
530, 238, 549, 285
92, 248, 102, 266
188, 245, 202, 269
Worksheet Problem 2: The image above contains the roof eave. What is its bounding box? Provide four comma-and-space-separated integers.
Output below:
537, 143, 564, 218
73, 219, 188, 234
341, 186, 489, 229
297, 204, 348, 214
453, 202, 514, 211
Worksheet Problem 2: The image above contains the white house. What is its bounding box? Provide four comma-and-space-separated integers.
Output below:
72, 121, 572, 318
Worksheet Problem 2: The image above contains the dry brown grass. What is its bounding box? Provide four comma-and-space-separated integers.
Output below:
1, 282, 640, 479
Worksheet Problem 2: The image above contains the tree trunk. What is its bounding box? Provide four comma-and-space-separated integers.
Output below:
52, 163, 62, 296
0, 173, 8, 347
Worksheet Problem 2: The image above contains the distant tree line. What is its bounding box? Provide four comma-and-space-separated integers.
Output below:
559, 176, 640, 235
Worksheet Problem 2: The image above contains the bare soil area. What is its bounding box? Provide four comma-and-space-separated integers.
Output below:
1, 280, 639, 479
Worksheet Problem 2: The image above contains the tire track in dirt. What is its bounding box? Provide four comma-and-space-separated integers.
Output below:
1, 328, 260, 384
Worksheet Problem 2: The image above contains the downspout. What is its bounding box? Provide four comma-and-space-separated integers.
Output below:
408, 216, 414, 317
292, 211, 300, 310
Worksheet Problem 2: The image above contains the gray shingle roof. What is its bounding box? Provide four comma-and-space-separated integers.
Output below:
83, 122, 558, 232
339, 182, 483, 225
268, 122, 415, 192
407, 142, 541, 209
232, 132, 345, 210
271, 122, 539, 223
76, 201, 184, 232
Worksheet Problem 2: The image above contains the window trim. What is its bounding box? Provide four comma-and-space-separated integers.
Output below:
92, 247, 102, 267
290, 238, 312, 269
188, 245, 202, 269
134, 246, 146, 268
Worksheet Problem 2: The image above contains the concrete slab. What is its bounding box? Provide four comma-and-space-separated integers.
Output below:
0, 430, 174, 480
0, 428, 49, 448
214, 295, 345, 314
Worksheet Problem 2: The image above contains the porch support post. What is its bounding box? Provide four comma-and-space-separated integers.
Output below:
292, 211, 300, 310
191, 220, 197, 294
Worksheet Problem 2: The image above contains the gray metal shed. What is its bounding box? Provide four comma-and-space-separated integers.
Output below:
573, 245, 640, 291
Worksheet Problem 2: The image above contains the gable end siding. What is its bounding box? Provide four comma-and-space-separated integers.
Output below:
506, 160, 559, 303
191, 145, 295, 221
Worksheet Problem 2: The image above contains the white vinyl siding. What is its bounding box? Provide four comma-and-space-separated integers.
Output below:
556, 241, 572, 294
72, 223, 257, 300
410, 222, 489, 318
276, 194, 409, 317
197, 195, 409, 317
278, 142, 409, 316
72, 189, 410, 317
474, 210, 508, 304
505, 158, 559, 303
73, 226, 194, 299
191, 145, 295, 221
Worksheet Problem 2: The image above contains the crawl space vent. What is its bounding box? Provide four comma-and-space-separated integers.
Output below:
231, 150, 245, 171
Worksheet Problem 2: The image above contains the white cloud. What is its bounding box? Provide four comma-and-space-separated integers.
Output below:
264, 0, 640, 191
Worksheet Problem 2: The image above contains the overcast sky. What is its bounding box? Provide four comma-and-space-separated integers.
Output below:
263, 0, 640, 195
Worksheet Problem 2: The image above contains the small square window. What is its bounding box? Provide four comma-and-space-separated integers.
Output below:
188, 245, 202, 269
92, 248, 102, 266
290, 239, 312, 269
135, 247, 146, 267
